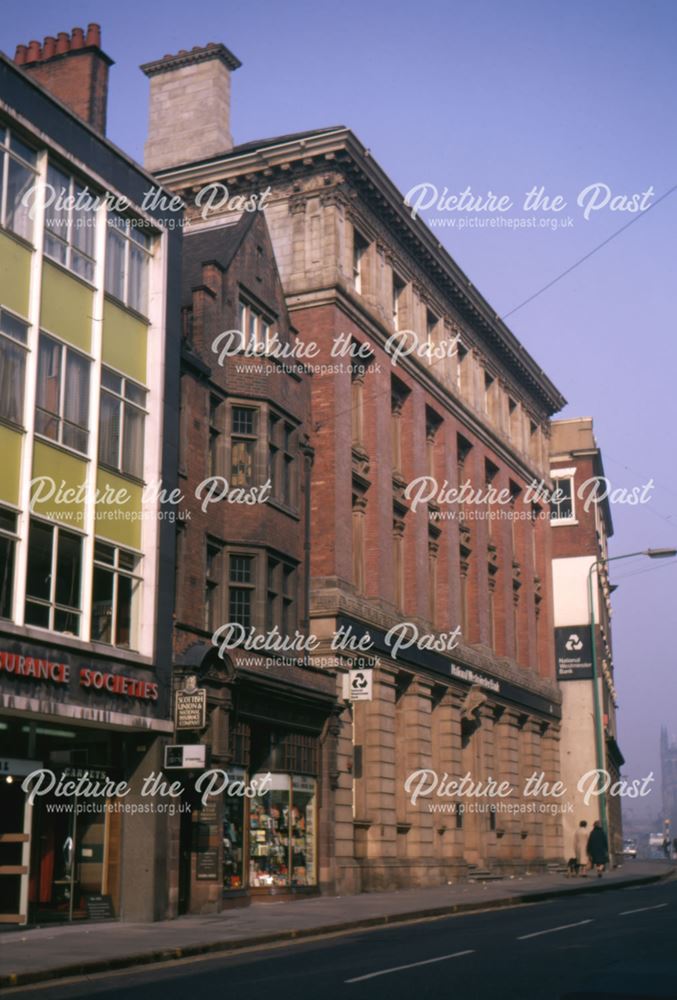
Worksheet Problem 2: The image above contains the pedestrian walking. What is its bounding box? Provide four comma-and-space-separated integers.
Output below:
587, 820, 609, 877
573, 820, 589, 876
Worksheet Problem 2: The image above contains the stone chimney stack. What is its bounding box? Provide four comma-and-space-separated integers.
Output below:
14, 24, 113, 134
140, 43, 241, 173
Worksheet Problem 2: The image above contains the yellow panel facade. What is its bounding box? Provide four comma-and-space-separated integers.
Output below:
40, 261, 93, 352
31, 440, 88, 525
0, 425, 23, 506
95, 467, 143, 550
102, 299, 148, 384
0, 231, 31, 318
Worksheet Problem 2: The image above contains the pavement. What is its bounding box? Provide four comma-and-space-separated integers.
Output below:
0, 861, 672, 991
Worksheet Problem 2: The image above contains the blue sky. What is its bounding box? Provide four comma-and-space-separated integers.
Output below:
2, 0, 676, 801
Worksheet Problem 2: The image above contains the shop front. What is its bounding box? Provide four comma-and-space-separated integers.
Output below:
173, 652, 335, 912
221, 735, 319, 898
0, 637, 173, 925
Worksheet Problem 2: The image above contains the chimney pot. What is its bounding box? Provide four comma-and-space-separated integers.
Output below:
26, 40, 42, 62
14, 44, 27, 65
19, 24, 112, 134
86, 23, 101, 47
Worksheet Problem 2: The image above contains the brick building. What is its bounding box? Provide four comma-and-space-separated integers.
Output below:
549, 418, 623, 860
142, 42, 568, 891
171, 210, 337, 911
0, 28, 181, 923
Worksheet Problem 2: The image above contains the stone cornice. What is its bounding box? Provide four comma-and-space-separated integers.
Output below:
155, 127, 566, 414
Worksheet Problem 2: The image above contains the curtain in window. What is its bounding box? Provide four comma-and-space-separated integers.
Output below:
105, 227, 126, 300
63, 351, 90, 452
122, 404, 144, 479
6, 157, 35, 241
128, 243, 149, 314
0, 339, 25, 424
35, 337, 61, 440
98, 393, 121, 468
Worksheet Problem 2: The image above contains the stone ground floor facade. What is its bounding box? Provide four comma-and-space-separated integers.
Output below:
311, 605, 564, 896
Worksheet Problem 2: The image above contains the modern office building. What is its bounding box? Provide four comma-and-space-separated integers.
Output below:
0, 28, 181, 923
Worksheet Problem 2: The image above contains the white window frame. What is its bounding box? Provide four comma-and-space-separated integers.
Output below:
0, 307, 29, 428
99, 366, 148, 480
35, 332, 91, 456
91, 539, 143, 650
0, 125, 38, 243
43, 162, 96, 282
24, 517, 84, 636
549, 467, 577, 524
105, 213, 152, 315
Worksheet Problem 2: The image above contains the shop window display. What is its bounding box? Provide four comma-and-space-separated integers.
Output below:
222, 767, 245, 890
247, 773, 317, 890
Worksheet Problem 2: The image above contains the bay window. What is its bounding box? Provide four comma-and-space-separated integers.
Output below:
35, 334, 90, 454
0, 309, 28, 426
91, 541, 141, 649
25, 519, 82, 635
228, 554, 254, 628
99, 367, 146, 479
0, 126, 37, 242
43, 163, 96, 282
268, 413, 296, 506
230, 407, 257, 487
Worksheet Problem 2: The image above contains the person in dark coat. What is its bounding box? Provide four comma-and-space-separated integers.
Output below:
587, 820, 609, 877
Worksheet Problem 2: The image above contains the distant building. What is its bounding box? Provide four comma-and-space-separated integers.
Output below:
660, 727, 677, 842
550, 418, 623, 860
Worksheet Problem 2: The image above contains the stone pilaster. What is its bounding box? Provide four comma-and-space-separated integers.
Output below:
395, 676, 434, 861
494, 709, 524, 867
431, 689, 465, 869
521, 717, 546, 863
542, 722, 564, 862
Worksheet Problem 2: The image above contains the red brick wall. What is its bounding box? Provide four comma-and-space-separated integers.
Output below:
23, 50, 109, 132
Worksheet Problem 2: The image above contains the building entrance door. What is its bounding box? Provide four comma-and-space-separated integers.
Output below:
0, 768, 31, 925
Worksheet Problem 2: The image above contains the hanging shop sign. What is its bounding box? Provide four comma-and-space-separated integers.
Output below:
175, 686, 207, 730
555, 626, 593, 680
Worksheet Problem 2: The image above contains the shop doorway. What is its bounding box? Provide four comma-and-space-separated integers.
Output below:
0, 776, 30, 925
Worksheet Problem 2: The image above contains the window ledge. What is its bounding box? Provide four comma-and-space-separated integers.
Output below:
97, 461, 145, 489
103, 292, 150, 325
42, 253, 96, 292
551, 518, 579, 527
0, 618, 154, 668
0, 223, 35, 254
34, 432, 90, 463
267, 497, 301, 521
0, 416, 26, 436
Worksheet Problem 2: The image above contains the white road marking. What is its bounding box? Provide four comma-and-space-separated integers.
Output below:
345, 949, 475, 983
517, 919, 593, 940
619, 903, 668, 916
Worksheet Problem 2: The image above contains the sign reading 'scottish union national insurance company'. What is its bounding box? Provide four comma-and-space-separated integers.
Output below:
555, 627, 594, 680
